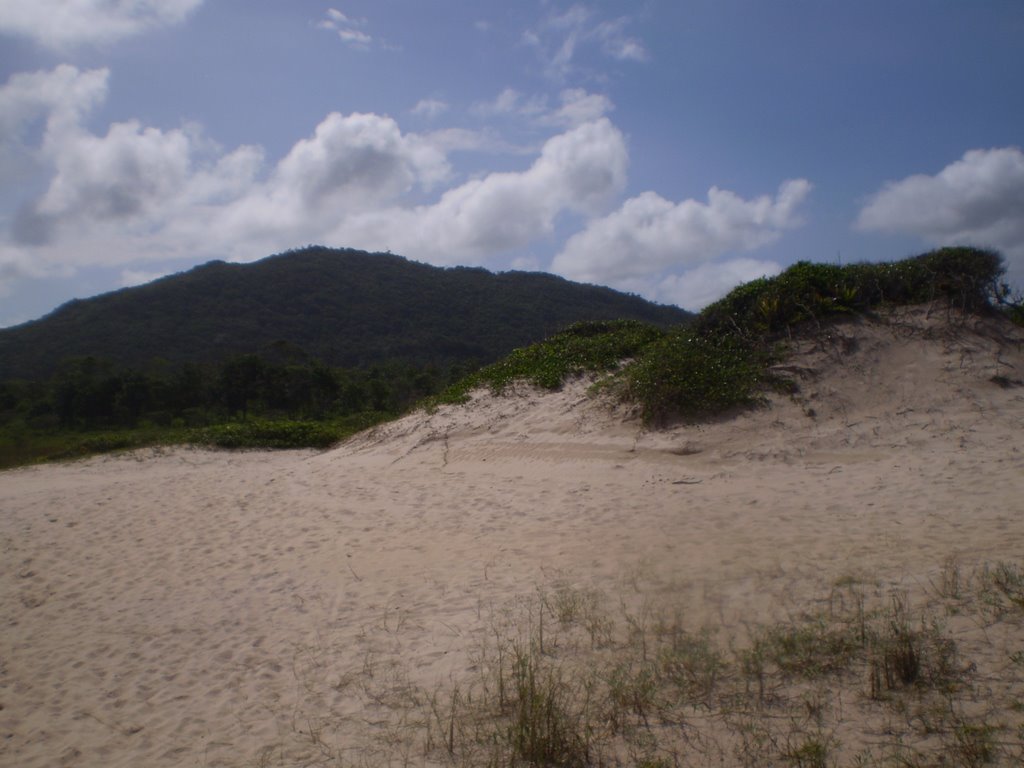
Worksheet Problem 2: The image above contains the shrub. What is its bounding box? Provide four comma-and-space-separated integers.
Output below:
429, 319, 665, 405
697, 247, 1006, 341
622, 332, 768, 424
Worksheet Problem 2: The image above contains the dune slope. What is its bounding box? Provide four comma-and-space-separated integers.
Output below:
1, 306, 1023, 767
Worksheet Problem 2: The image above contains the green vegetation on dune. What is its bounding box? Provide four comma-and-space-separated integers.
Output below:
1, 246, 1018, 468
621, 331, 773, 423
431, 319, 666, 405
695, 246, 1008, 339
434, 247, 1019, 424
0, 414, 391, 468
623, 246, 1016, 423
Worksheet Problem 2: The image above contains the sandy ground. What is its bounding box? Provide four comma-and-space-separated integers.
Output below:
1, 307, 1023, 767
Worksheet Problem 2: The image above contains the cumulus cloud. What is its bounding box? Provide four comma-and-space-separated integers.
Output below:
655, 259, 783, 311
1, 64, 808, 318
543, 89, 614, 127
271, 112, 450, 209
552, 180, 812, 286
0, 244, 53, 286
0, 0, 202, 50
327, 118, 628, 261
36, 120, 193, 224
0, 66, 109, 149
856, 147, 1024, 282
0, 66, 630, 289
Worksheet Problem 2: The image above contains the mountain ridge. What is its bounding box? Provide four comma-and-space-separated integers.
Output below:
0, 247, 691, 380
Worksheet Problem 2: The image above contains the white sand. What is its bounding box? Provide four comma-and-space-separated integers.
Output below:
2, 307, 1023, 766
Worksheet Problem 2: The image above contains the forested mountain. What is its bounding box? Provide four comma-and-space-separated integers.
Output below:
0, 247, 690, 380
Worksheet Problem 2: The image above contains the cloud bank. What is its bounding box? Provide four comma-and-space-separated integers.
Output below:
856, 147, 1024, 284
0, 63, 807, 313
552, 180, 811, 308
327, 118, 628, 262
0, 0, 203, 49
0, 67, 632, 288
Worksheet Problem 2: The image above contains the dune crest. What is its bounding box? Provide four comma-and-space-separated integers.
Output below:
2, 306, 1022, 766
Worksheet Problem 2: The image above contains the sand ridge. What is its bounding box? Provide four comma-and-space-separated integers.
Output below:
1, 307, 1023, 766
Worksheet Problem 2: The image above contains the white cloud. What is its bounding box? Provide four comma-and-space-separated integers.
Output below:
856, 147, 1024, 283
543, 88, 613, 127
37, 120, 193, 223
325, 8, 351, 25
120, 268, 169, 287
655, 259, 783, 311
526, 4, 648, 80
327, 118, 629, 262
419, 128, 528, 156
552, 180, 812, 285
0, 0, 202, 50
1, 68, 629, 288
472, 87, 612, 129
271, 112, 450, 209
0, 66, 109, 150
0, 64, 808, 317
318, 7, 373, 50
411, 99, 449, 119
0, 243, 53, 285
472, 88, 548, 118
593, 19, 648, 62
1, 66, 265, 270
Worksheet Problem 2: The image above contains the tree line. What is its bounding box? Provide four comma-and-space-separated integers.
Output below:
0, 354, 471, 432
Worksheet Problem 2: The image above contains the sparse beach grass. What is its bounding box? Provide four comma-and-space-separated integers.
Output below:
261, 558, 1024, 767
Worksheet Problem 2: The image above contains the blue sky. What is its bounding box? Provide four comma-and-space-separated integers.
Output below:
1, 1, 1023, 328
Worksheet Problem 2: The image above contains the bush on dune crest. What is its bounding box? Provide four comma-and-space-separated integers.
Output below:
695, 246, 1008, 339
430, 319, 666, 405
436, 247, 1018, 424
622, 332, 771, 423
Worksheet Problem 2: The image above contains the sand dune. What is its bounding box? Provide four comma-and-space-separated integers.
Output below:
2, 306, 1023, 767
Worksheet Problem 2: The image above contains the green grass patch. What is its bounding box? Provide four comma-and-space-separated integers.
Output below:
189, 412, 388, 450
428, 319, 666, 405
621, 331, 772, 424
0, 424, 186, 468
696, 246, 1007, 340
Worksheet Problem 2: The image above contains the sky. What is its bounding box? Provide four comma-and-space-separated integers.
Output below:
1, 1, 1023, 328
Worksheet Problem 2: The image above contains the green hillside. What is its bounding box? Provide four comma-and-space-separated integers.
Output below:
0, 246, 690, 380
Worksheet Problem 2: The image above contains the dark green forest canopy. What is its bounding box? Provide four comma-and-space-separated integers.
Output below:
0, 247, 691, 381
